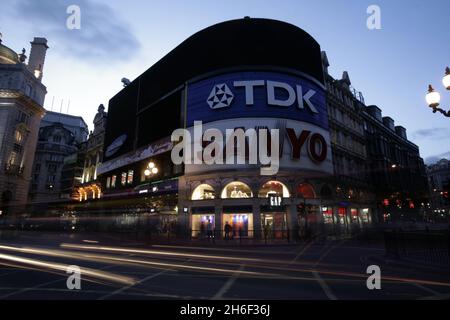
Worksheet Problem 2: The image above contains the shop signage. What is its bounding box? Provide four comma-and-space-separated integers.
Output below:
98, 137, 172, 175
187, 71, 328, 130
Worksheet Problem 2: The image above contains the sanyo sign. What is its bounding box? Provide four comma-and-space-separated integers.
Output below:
207, 80, 318, 113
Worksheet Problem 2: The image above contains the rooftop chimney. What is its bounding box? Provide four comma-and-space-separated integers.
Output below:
28, 37, 48, 82
340, 71, 351, 90
321, 51, 329, 74
395, 126, 407, 139
382, 116, 395, 131
367, 105, 382, 122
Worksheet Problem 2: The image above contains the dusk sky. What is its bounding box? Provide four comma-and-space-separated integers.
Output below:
0, 0, 448, 162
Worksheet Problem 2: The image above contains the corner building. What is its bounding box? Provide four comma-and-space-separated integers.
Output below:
98, 18, 375, 239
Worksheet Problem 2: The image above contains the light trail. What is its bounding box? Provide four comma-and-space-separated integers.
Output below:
2, 244, 449, 288
0, 252, 136, 286
60, 243, 262, 262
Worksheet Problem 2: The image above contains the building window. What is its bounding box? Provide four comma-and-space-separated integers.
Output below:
351, 208, 359, 223
111, 175, 117, 188
17, 111, 29, 124
361, 208, 370, 223
191, 184, 215, 200
297, 183, 316, 199
127, 170, 134, 184
258, 181, 290, 198
121, 172, 127, 186
49, 154, 62, 162
221, 181, 253, 199
14, 130, 23, 144
35, 164, 41, 172
53, 135, 62, 143
7, 151, 18, 165
322, 207, 333, 224
106, 177, 111, 189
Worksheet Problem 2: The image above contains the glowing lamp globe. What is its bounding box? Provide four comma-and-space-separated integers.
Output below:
426, 85, 440, 107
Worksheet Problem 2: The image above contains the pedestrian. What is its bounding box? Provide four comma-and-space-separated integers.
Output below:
206, 219, 213, 241
224, 221, 232, 240
200, 221, 205, 239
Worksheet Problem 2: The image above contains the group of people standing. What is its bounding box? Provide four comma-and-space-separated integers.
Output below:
200, 220, 236, 241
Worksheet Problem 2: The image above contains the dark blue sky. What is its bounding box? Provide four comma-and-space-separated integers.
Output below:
1, 0, 449, 161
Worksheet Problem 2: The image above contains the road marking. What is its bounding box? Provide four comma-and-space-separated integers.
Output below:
0, 286, 209, 299
212, 264, 245, 300
309, 240, 344, 301
0, 264, 118, 299
312, 271, 338, 300
98, 269, 169, 300
98, 258, 193, 300
0, 278, 64, 299
315, 240, 346, 266
289, 240, 315, 265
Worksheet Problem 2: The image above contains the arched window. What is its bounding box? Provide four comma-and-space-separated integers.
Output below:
258, 181, 290, 198
191, 184, 215, 200
221, 181, 253, 199
297, 183, 316, 199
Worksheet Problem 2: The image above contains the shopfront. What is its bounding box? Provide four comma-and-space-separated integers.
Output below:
222, 213, 253, 238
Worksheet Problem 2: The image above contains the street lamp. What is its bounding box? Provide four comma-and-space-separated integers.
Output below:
425, 67, 450, 117
144, 161, 158, 177
443, 67, 450, 90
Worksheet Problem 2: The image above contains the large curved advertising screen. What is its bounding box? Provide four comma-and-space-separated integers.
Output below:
183, 71, 333, 176
187, 71, 328, 128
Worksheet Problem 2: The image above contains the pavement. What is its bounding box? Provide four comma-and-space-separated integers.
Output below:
0, 231, 449, 300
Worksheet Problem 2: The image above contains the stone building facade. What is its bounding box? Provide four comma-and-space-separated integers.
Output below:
29, 112, 88, 203
78, 104, 107, 201
0, 36, 48, 213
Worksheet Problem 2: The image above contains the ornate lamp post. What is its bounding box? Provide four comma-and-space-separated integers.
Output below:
425, 67, 450, 117
144, 161, 158, 178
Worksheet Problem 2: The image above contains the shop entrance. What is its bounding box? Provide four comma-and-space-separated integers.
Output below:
261, 212, 287, 239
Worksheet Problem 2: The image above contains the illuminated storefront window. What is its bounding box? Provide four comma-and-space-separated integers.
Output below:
221, 181, 253, 199
338, 207, 346, 224
191, 214, 215, 238
191, 184, 215, 200
350, 208, 359, 223
297, 183, 316, 199
121, 172, 127, 186
111, 175, 116, 188
127, 170, 134, 184
106, 177, 111, 189
258, 181, 290, 198
322, 207, 333, 224
361, 208, 370, 223
223, 213, 253, 238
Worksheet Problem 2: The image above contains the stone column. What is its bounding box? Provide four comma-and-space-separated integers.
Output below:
288, 199, 299, 242
252, 198, 261, 239
214, 200, 223, 239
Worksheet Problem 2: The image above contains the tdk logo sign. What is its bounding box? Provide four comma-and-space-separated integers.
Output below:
207, 84, 234, 109
206, 80, 319, 114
